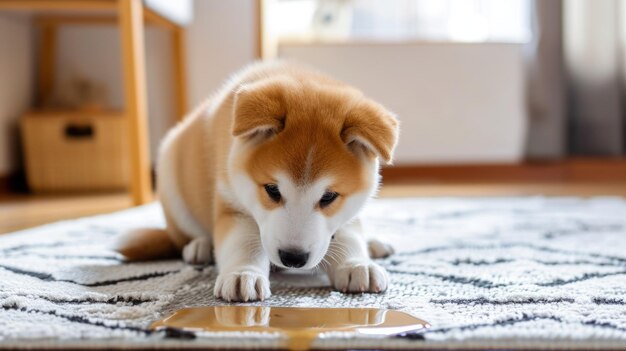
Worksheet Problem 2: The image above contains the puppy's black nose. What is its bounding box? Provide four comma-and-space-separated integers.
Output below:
278, 249, 309, 268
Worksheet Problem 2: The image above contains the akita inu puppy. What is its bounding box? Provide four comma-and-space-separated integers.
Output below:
114, 62, 399, 302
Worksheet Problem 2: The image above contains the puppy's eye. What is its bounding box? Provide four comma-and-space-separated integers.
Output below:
319, 191, 339, 208
264, 184, 282, 202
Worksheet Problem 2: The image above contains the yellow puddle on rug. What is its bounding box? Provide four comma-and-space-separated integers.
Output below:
150, 306, 430, 350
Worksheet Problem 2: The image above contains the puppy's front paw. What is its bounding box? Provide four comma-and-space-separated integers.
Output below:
182, 237, 214, 266
333, 260, 388, 293
368, 238, 395, 259
214, 271, 271, 302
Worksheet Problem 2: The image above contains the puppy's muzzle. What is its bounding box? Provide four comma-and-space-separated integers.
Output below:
278, 249, 309, 268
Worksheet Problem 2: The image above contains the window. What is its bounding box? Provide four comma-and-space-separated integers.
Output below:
265, 0, 531, 44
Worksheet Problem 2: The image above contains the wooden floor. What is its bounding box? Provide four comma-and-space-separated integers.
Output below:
2, 181, 626, 234
0, 192, 133, 234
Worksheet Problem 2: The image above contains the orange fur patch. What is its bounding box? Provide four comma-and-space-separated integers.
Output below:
112, 228, 178, 261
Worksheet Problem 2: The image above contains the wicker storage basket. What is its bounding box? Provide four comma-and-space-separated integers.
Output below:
21, 111, 130, 192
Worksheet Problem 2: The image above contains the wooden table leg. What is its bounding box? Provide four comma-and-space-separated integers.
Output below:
172, 26, 187, 121
117, 0, 152, 205
37, 23, 56, 106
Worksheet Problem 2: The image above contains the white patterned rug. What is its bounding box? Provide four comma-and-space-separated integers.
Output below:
1, 197, 626, 349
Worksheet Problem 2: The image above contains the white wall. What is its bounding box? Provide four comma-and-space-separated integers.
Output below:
0, 15, 33, 175
279, 42, 527, 165
186, 0, 258, 107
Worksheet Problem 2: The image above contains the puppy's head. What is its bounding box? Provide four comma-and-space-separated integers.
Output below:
229, 75, 398, 269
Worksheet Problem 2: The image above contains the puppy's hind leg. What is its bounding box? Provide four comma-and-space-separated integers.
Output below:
367, 238, 395, 259
161, 211, 214, 266
182, 237, 214, 266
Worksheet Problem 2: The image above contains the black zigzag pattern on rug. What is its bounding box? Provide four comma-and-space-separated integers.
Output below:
0, 264, 181, 287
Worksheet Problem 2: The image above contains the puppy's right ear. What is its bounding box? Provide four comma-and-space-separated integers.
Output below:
232, 77, 292, 138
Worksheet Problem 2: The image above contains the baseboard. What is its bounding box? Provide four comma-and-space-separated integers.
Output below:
381, 158, 626, 183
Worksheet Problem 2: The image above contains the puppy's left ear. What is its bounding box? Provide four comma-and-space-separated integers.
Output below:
232, 77, 292, 139
342, 101, 399, 164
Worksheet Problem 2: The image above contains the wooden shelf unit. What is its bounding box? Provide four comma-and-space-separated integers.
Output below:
0, 0, 188, 205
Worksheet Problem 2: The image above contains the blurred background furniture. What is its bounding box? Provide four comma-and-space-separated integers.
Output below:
0, 0, 191, 205
21, 110, 128, 191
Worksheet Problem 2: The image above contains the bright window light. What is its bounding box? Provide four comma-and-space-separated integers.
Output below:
268, 0, 531, 43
